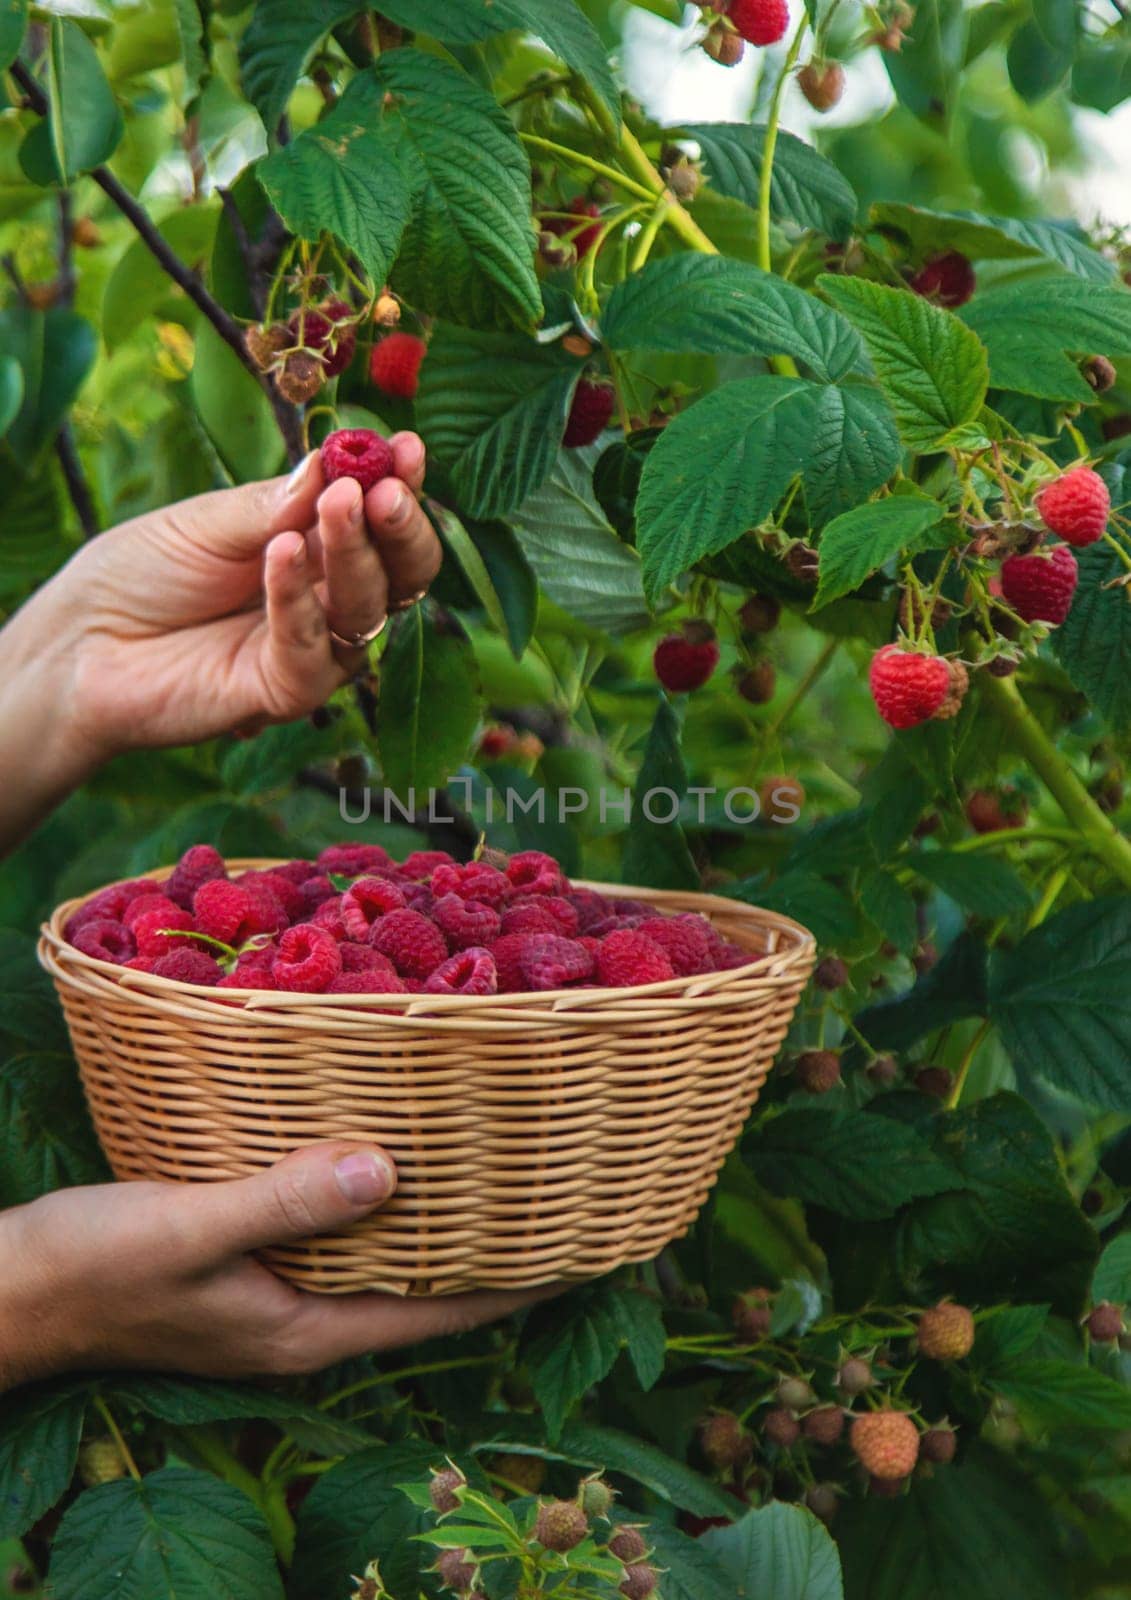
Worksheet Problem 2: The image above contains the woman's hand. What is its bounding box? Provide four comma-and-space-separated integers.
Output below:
0, 1144, 551, 1388
0, 434, 441, 849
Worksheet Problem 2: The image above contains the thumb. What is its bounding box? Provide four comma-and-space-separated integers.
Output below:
164, 452, 325, 562
184, 1142, 398, 1258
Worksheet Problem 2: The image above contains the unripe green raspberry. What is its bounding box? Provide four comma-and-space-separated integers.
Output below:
78, 1437, 127, 1487
837, 1357, 874, 1395
805, 1482, 840, 1523
580, 1474, 616, 1519
776, 1375, 815, 1411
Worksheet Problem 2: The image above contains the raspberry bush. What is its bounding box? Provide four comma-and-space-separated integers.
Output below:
4, 2, 1131, 1597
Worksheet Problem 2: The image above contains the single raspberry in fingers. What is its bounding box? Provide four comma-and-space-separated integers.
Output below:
320, 428, 396, 491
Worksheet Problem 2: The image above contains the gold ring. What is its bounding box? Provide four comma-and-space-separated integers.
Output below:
329, 616, 387, 649
388, 589, 428, 614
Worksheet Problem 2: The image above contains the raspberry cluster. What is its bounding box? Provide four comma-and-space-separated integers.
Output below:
65, 844, 752, 997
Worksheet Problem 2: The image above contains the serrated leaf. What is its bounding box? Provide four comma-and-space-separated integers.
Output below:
857, 931, 989, 1051
46, 17, 122, 181
897, 1092, 1098, 1314
971, 1304, 1050, 1372
961, 277, 1131, 401
732, 871, 861, 949
1093, 1232, 1131, 1304
859, 866, 918, 951
870, 201, 1114, 283
994, 1361, 1131, 1429
601, 255, 865, 383
636, 375, 899, 600
376, 604, 481, 799
684, 124, 857, 239
621, 696, 699, 891
173, 0, 209, 105
0, 929, 70, 1050
0, 1383, 86, 1540
988, 897, 1131, 1111
0, 304, 95, 463
417, 323, 580, 518
907, 849, 1032, 917
0, 1051, 106, 1206
820, 275, 988, 452
343, 55, 540, 328
432, 504, 537, 658
1073, 35, 1131, 113
509, 444, 650, 634
703, 1502, 843, 1600
1052, 541, 1131, 732
0, 0, 26, 71
626, 1520, 734, 1600
1008, 15, 1072, 102
523, 1283, 667, 1442
258, 99, 414, 281
747, 1107, 963, 1221
0, 451, 72, 599
812, 492, 947, 610
49, 1467, 284, 1600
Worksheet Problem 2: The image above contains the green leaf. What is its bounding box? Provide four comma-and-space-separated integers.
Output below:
1052, 541, 1131, 732
49, 1467, 285, 1600
907, 849, 1032, 917
290, 1444, 481, 1600
735, 871, 862, 949
0, 353, 20, 441
0, 1384, 86, 1540
432, 505, 537, 658
172, 0, 210, 106
508, 444, 651, 635
1094, 1232, 1131, 1304
836, 1444, 1065, 1600
346, 55, 540, 329
993, 1361, 1131, 1429
258, 98, 415, 282
1007, 16, 1072, 103
0, 451, 73, 600
859, 866, 918, 952
108, 1376, 374, 1455
416, 323, 580, 518
601, 255, 866, 383
1073, 35, 1131, 113
0, 0, 26, 72
820, 275, 988, 452
812, 493, 948, 610
747, 1108, 963, 1222
0, 1051, 107, 1206
702, 1502, 843, 1600
627, 1520, 734, 1600
622, 697, 699, 891
0, 305, 95, 463
46, 18, 123, 182
376, 604, 481, 798
960, 277, 1131, 402
896, 1093, 1098, 1314
988, 897, 1131, 1111
684, 125, 857, 240
870, 202, 1114, 283
884, 0, 967, 124
469, 1417, 737, 1518
219, 720, 343, 796
239, 0, 360, 133
101, 203, 219, 349
522, 1282, 667, 1442
0, 929, 70, 1051
971, 1303, 1050, 1372
636, 375, 899, 600
190, 317, 283, 484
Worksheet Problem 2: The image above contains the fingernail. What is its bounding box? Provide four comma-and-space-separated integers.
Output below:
348, 486, 365, 526
334, 1150, 396, 1206
286, 452, 315, 494
386, 485, 411, 526
291, 538, 306, 569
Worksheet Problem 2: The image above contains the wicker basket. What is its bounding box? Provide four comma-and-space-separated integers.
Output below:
38, 864, 814, 1296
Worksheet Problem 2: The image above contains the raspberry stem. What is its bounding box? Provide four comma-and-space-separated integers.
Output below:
981, 673, 1131, 890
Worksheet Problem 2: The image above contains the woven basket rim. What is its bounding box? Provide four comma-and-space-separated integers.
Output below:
40, 860, 815, 1013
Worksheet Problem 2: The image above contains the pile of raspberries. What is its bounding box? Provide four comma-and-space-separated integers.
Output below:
64, 845, 752, 998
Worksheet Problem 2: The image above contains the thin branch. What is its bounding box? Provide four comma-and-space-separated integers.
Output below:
9, 58, 305, 465
55, 423, 99, 538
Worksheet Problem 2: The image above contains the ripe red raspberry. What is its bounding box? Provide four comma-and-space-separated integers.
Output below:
564, 378, 615, 447
123, 892, 182, 931
544, 195, 602, 258
424, 947, 499, 995
917, 1301, 975, 1361
729, 0, 789, 45
320, 428, 396, 491
273, 924, 342, 992
1087, 1301, 1125, 1342
920, 1424, 957, 1463
150, 948, 223, 985
401, 849, 456, 880
596, 930, 675, 987
505, 851, 565, 897
909, 250, 976, 308
64, 880, 154, 940
533, 1499, 589, 1552
802, 1405, 845, 1446
240, 880, 289, 937
340, 942, 400, 977
318, 844, 394, 877
402, 883, 435, 915
433, 861, 512, 906
620, 1564, 659, 1600
271, 858, 320, 885
371, 909, 448, 978
568, 888, 613, 932
218, 964, 278, 991
194, 880, 276, 946
298, 874, 337, 915
733, 1286, 774, 1341
653, 622, 720, 693
165, 844, 226, 910
762, 1407, 800, 1448
868, 644, 951, 729
238, 869, 306, 922
850, 1411, 920, 1480
709, 938, 754, 972
72, 918, 137, 964
131, 907, 196, 959
500, 900, 564, 938
432, 894, 502, 950
340, 876, 406, 939
636, 915, 712, 976
369, 331, 427, 398
1000, 543, 1078, 625
289, 298, 356, 377
327, 969, 405, 996
489, 933, 532, 993
520, 934, 596, 990
311, 897, 348, 940
1035, 465, 1110, 546
795, 1049, 842, 1094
